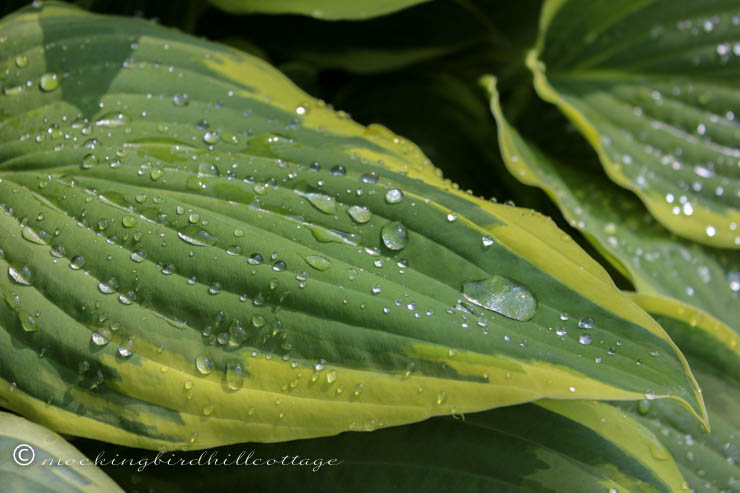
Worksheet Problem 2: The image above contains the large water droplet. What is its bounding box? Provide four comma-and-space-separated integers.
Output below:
91, 329, 111, 346
70, 256, 85, 270
39, 73, 59, 92
21, 226, 46, 245
462, 276, 537, 321
178, 225, 218, 246
95, 112, 130, 127
195, 355, 214, 374
381, 221, 408, 251
303, 255, 331, 271
8, 265, 33, 286
347, 205, 372, 224
304, 192, 337, 215
385, 188, 403, 204
226, 359, 244, 390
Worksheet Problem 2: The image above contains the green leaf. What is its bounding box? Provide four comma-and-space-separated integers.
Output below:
0, 2, 706, 450
621, 294, 740, 492
209, 0, 429, 20
528, 0, 740, 249
0, 411, 122, 492
80, 400, 687, 493
484, 77, 739, 329
215, 2, 492, 75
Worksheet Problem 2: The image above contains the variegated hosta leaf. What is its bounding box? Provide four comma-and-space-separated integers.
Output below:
620, 294, 740, 493
529, 0, 740, 249
0, 2, 705, 449
484, 77, 739, 330
0, 411, 123, 492
209, 0, 428, 20
80, 400, 688, 493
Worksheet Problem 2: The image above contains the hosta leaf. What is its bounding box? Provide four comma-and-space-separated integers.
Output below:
620, 294, 740, 492
0, 411, 122, 492
529, 0, 740, 248
81, 400, 687, 493
209, 0, 428, 20
0, 2, 705, 449
485, 77, 739, 329
215, 2, 490, 75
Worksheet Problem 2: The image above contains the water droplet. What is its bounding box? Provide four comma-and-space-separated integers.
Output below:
579, 334, 592, 345
118, 340, 134, 358
447, 213, 457, 222
70, 256, 85, 270
314, 359, 326, 371
226, 360, 244, 390
329, 165, 346, 176
436, 391, 448, 405
8, 265, 33, 285
81, 153, 98, 169
15, 55, 28, 68
304, 192, 336, 214
91, 329, 111, 346
462, 275, 537, 321
96, 112, 129, 127
197, 162, 219, 177
360, 172, 379, 184
385, 188, 403, 204
481, 235, 494, 247
347, 205, 372, 224
195, 355, 214, 374
39, 73, 59, 92
21, 226, 46, 245
371, 285, 382, 295
173, 93, 189, 106
203, 131, 219, 144
381, 221, 408, 251
555, 327, 567, 336
208, 282, 222, 295
177, 226, 218, 246
122, 216, 136, 228
303, 255, 330, 271
578, 317, 594, 329
272, 260, 287, 272
326, 370, 337, 384
248, 253, 264, 265
19, 311, 37, 332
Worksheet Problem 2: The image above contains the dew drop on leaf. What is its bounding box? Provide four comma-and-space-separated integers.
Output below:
385, 188, 403, 204
39, 73, 59, 92
462, 275, 537, 321
195, 355, 214, 375
347, 205, 372, 224
303, 255, 331, 271
381, 221, 408, 251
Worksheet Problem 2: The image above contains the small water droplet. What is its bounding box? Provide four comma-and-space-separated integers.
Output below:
579, 334, 592, 345
91, 329, 111, 346
70, 256, 85, 270
173, 93, 189, 106
326, 370, 337, 384
578, 317, 594, 329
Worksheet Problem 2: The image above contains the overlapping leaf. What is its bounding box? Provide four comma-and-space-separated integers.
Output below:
79, 400, 687, 493
0, 411, 122, 492
0, 3, 705, 450
529, 0, 740, 248
485, 77, 739, 329
620, 294, 740, 492
209, 0, 428, 20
